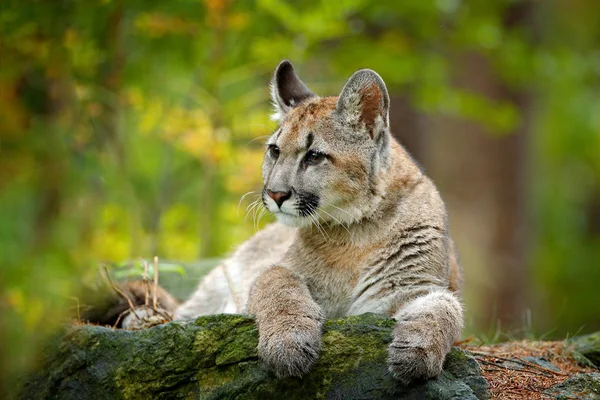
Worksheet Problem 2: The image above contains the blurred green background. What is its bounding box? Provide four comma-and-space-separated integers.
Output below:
1, 0, 599, 388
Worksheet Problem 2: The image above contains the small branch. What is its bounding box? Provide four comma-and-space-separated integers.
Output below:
472, 351, 567, 376
113, 309, 128, 329
101, 266, 141, 321
478, 359, 553, 378
153, 256, 159, 309
153, 307, 173, 323
142, 259, 150, 306
69, 296, 81, 321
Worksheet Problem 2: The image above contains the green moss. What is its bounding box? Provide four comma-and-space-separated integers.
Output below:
192, 314, 252, 329
324, 312, 396, 333
319, 330, 387, 373
215, 328, 259, 366
197, 364, 244, 391
21, 314, 490, 400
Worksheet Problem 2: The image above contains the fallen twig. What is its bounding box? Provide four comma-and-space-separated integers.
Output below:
153, 256, 159, 309
471, 351, 567, 376
101, 265, 141, 322
142, 259, 150, 306
478, 360, 554, 378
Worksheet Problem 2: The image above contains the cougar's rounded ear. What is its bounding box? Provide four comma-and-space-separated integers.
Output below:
336, 69, 390, 139
270, 60, 316, 121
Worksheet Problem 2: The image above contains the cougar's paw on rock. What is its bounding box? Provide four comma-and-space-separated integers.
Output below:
387, 321, 447, 385
387, 342, 445, 385
258, 317, 323, 378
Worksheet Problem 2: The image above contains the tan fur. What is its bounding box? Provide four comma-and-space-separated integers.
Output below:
246, 266, 325, 377
330, 154, 369, 197
448, 244, 463, 294
284, 96, 338, 129
176, 61, 464, 384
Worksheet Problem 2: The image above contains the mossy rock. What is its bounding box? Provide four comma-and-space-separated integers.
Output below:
572, 332, 600, 368
21, 313, 489, 399
544, 373, 600, 399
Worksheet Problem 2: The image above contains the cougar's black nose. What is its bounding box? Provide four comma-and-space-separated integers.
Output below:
266, 190, 291, 208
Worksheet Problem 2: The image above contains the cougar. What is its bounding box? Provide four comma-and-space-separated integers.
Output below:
90, 60, 463, 385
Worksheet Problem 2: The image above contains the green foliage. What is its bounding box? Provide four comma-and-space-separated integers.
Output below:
1, 0, 599, 389
110, 260, 187, 280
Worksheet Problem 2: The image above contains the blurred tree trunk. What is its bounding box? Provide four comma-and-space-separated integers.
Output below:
389, 59, 531, 332
97, 1, 124, 159
388, 95, 425, 163
423, 4, 534, 331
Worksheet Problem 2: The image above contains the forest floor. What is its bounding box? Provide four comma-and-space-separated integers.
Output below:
462, 339, 599, 399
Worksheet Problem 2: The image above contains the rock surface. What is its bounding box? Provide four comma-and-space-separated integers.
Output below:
20, 312, 600, 399
22, 313, 490, 400
544, 372, 600, 399
572, 332, 600, 368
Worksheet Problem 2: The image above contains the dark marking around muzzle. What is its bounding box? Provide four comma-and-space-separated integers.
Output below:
297, 191, 320, 217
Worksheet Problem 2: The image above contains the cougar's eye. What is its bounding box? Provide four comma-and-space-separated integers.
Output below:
304, 150, 326, 166
268, 144, 280, 159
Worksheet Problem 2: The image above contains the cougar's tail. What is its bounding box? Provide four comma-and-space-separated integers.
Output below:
80, 280, 179, 328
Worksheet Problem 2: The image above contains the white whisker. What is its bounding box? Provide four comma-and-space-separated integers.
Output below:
252, 202, 264, 231
309, 207, 330, 240
329, 203, 358, 223
245, 198, 261, 221
320, 208, 353, 238
305, 210, 323, 239
256, 207, 268, 231
312, 215, 327, 239
246, 197, 261, 212
238, 191, 257, 216
246, 135, 271, 146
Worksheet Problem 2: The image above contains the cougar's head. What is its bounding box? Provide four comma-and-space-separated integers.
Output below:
262, 60, 392, 228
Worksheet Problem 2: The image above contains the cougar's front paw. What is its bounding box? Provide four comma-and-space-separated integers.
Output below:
387, 321, 448, 385
388, 343, 444, 385
258, 316, 323, 378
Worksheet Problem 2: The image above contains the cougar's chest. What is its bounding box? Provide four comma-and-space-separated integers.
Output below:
290, 243, 370, 318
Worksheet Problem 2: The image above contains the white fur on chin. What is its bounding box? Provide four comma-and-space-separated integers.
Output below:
273, 211, 312, 228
